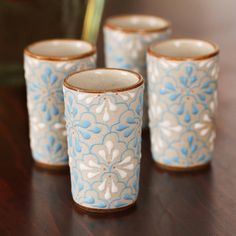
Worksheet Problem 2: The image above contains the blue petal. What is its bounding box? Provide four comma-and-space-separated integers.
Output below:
68, 96, 73, 106
190, 76, 198, 84
192, 104, 198, 114
179, 76, 187, 86
54, 143, 62, 153
124, 128, 133, 137
188, 136, 193, 146
116, 124, 128, 131
80, 120, 91, 128
61, 156, 68, 161
45, 112, 51, 121
177, 104, 184, 115
169, 93, 179, 101
198, 94, 206, 101
93, 202, 107, 208
160, 88, 166, 94
171, 156, 179, 163
68, 134, 73, 146
201, 81, 210, 89
80, 130, 91, 139
72, 108, 77, 117
50, 75, 57, 85
41, 102, 47, 112
186, 66, 193, 76
114, 202, 127, 208
83, 196, 94, 204
90, 127, 101, 133
78, 183, 84, 191
33, 94, 40, 100
198, 154, 206, 161
191, 144, 197, 153
75, 138, 81, 152
205, 87, 213, 94
48, 136, 55, 146
45, 144, 50, 152
165, 82, 176, 91
136, 104, 141, 114
184, 113, 191, 123
51, 105, 59, 115
127, 117, 135, 124
123, 193, 133, 200
45, 67, 52, 76
181, 147, 188, 156
41, 74, 47, 84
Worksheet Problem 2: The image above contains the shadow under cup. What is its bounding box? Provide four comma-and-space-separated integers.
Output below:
147, 39, 219, 171
24, 39, 96, 168
63, 68, 144, 212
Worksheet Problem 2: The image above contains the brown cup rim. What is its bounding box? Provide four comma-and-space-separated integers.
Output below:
148, 38, 220, 61
63, 68, 144, 94
24, 38, 96, 61
104, 14, 171, 33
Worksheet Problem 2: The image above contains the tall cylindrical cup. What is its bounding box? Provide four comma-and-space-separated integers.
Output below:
147, 39, 219, 171
104, 15, 171, 128
24, 39, 96, 168
63, 68, 144, 212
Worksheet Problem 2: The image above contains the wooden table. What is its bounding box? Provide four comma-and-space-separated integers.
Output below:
0, 0, 236, 235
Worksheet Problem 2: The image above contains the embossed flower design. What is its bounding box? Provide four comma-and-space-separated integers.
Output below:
27, 67, 63, 121
33, 134, 67, 163
78, 133, 138, 201
193, 112, 216, 151
65, 92, 107, 157
149, 105, 182, 157
159, 65, 216, 123
165, 133, 210, 166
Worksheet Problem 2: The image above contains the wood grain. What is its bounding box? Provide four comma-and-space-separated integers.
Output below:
1, 0, 236, 235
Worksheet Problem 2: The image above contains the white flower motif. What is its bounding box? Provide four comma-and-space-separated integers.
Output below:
95, 97, 117, 121
194, 113, 216, 151
78, 134, 137, 201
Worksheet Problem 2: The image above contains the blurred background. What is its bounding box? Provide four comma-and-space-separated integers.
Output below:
0, 0, 234, 88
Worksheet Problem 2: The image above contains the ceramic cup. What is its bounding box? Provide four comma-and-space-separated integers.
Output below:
104, 14, 171, 128
147, 39, 219, 171
63, 68, 144, 212
24, 39, 96, 168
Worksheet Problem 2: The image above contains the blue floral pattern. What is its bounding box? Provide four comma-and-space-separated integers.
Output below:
147, 54, 219, 168
63, 84, 144, 210
104, 26, 171, 128
24, 54, 96, 165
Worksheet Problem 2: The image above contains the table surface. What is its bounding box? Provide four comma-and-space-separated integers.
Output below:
1, 0, 236, 235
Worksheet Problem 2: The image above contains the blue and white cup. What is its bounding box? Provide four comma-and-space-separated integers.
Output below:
147, 39, 219, 171
63, 68, 144, 212
104, 15, 171, 128
24, 39, 96, 168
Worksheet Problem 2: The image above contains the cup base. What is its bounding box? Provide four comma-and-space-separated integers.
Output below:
34, 160, 69, 170
75, 201, 136, 214
155, 161, 211, 172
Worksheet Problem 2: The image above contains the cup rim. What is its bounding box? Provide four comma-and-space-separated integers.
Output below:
104, 14, 171, 33
148, 38, 220, 61
63, 68, 144, 93
24, 38, 96, 61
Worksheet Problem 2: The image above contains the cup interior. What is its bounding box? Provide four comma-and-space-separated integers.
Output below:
150, 39, 218, 59
106, 15, 169, 31
65, 69, 143, 93
26, 39, 94, 58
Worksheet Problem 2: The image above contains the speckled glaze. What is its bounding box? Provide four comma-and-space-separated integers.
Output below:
63, 69, 144, 212
24, 39, 96, 167
147, 39, 219, 170
103, 15, 171, 128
